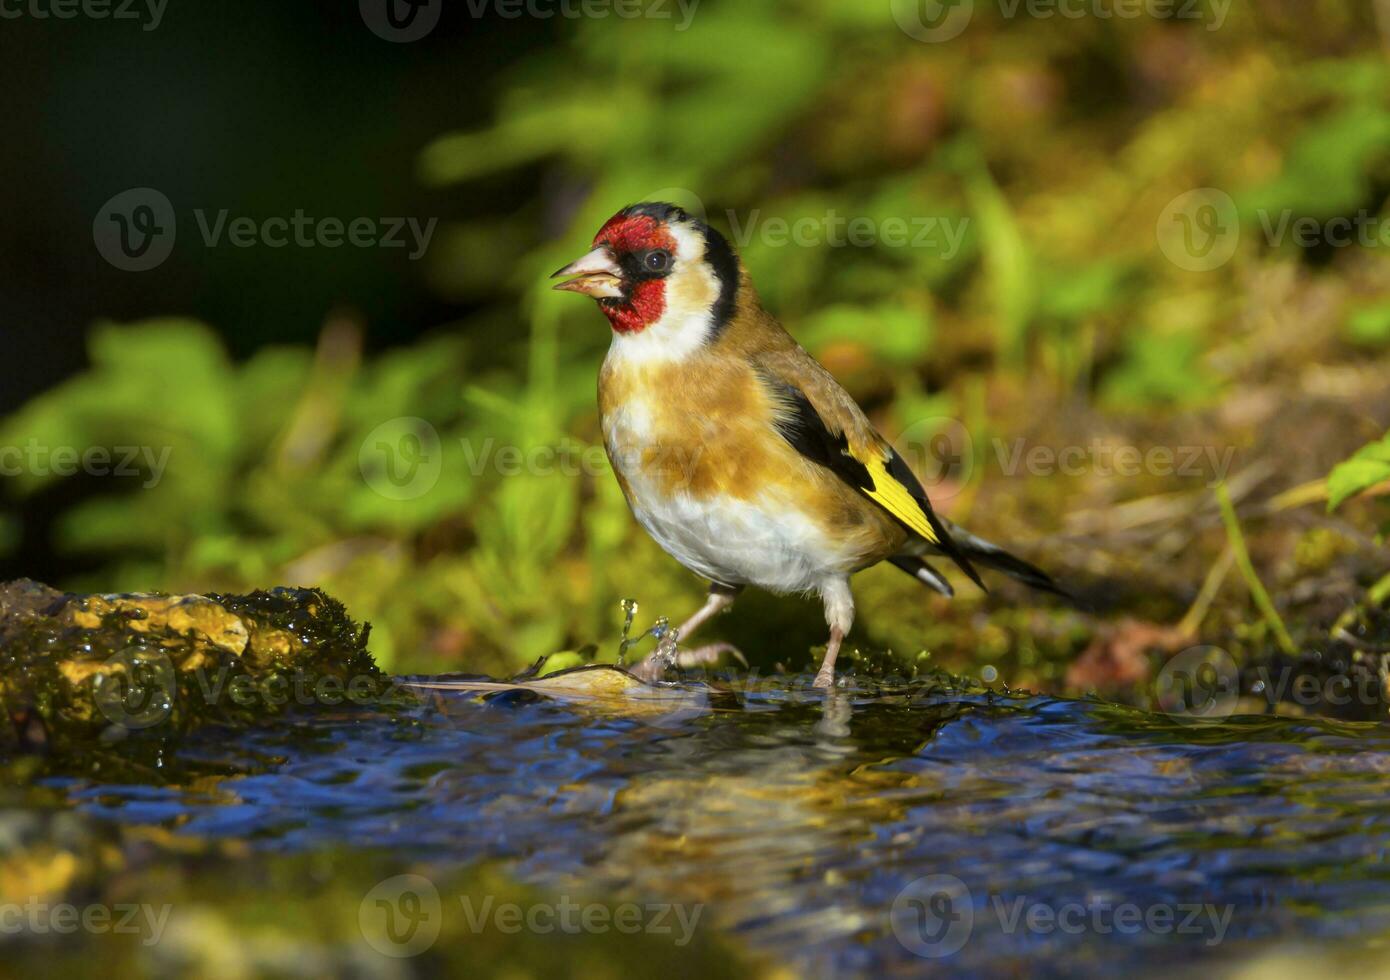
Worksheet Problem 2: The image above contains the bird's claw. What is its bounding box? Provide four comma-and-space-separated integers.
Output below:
676, 642, 746, 670
629, 642, 746, 683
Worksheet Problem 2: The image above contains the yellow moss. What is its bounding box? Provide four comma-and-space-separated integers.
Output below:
57, 661, 109, 686
68, 594, 249, 656
0, 849, 80, 905
1294, 528, 1359, 575
251, 628, 298, 660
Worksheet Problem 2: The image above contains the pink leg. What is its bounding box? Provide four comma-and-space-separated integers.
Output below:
813, 577, 855, 689
813, 627, 845, 689
672, 585, 740, 641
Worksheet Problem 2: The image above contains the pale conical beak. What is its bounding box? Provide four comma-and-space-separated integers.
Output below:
551, 246, 625, 298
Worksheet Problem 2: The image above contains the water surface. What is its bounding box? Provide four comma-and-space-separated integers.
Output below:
58, 674, 1390, 976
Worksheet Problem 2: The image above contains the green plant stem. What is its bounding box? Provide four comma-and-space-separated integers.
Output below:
1216, 482, 1297, 656
1370, 570, 1390, 607
1178, 545, 1234, 638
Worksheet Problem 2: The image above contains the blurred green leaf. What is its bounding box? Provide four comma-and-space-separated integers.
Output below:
1345, 302, 1390, 347
1241, 101, 1390, 219
801, 303, 931, 361
1102, 330, 1213, 408
964, 163, 1035, 369
537, 651, 587, 676
1328, 433, 1390, 511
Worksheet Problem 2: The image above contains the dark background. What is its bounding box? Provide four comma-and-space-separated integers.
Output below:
0, 4, 544, 409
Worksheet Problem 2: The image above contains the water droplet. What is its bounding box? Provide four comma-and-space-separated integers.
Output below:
981, 665, 999, 684
617, 599, 639, 666
616, 603, 679, 671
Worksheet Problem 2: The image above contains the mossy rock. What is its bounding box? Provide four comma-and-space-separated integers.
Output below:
0, 580, 387, 772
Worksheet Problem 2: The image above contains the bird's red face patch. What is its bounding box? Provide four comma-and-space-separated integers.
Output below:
592, 214, 677, 334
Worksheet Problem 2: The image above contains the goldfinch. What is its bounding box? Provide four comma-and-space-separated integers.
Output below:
553, 203, 1063, 688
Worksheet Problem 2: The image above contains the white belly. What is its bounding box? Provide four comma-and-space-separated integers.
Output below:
629, 485, 841, 593
604, 400, 844, 593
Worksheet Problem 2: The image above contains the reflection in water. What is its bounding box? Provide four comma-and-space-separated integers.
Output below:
60, 677, 1390, 976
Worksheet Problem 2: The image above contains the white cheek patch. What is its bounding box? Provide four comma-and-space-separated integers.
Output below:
607, 224, 719, 367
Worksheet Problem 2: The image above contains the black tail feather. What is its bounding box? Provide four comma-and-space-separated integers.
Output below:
960, 542, 1071, 599
896, 520, 1076, 602
889, 556, 956, 598
941, 520, 1073, 600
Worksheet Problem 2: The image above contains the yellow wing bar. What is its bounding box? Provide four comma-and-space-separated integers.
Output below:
861, 455, 939, 544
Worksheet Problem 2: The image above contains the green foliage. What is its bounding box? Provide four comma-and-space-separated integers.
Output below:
799, 303, 932, 362
964, 160, 1036, 370
1328, 433, 1390, 512
0, 318, 616, 672
1345, 302, 1390, 348
1240, 58, 1390, 219
1101, 330, 1212, 409
5, 3, 1390, 673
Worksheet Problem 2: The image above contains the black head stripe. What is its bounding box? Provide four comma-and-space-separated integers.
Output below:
701, 222, 740, 337
619, 201, 693, 225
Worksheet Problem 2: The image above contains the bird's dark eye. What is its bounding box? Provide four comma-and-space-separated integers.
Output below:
643, 250, 671, 274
